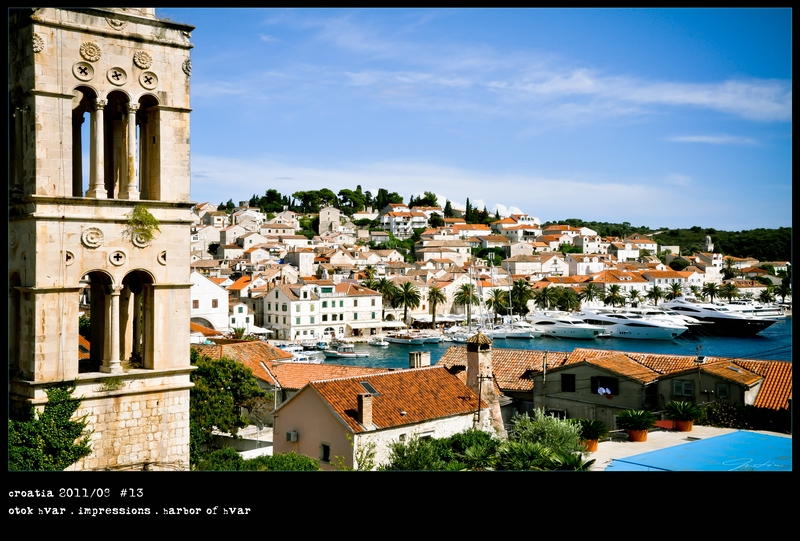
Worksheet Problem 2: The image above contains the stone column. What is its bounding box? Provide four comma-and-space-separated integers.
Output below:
101, 286, 123, 374
86, 99, 107, 198
121, 103, 140, 200
13, 107, 24, 191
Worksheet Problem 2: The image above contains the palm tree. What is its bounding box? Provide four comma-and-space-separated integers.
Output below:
722, 257, 737, 280
557, 288, 581, 312
427, 285, 447, 329
454, 283, 481, 327
627, 289, 642, 307
646, 285, 665, 306
604, 284, 624, 307
454, 283, 480, 310
511, 279, 534, 316
533, 287, 560, 311
667, 282, 684, 300
702, 282, 720, 304
363, 264, 377, 281
580, 282, 602, 306
775, 283, 791, 303
375, 278, 400, 321
689, 285, 702, 299
720, 282, 740, 303
393, 281, 421, 326
484, 288, 509, 325
758, 289, 775, 304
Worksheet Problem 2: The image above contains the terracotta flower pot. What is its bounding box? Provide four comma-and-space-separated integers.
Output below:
583, 439, 598, 452
675, 420, 693, 432
628, 429, 648, 442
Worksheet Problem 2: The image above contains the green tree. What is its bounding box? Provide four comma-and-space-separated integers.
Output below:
454, 283, 480, 313
375, 278, 400, 321
427, 285, 447, 328
646, 285, 665, 306
604, 284, 624, 307
667, 282, 684, 300
484, 288, 509, 325
702, 282, 720, 303
580, 282, 602, 305
556, 288, 581, 312
533, 287, 560, 310
722, 257, 737, 280
720, 282, 740, 302
775, 283, 791, 303
393, 282, 422, 325
190, 353, 268, 464
444, 200, 454, 218
510, 279, 534, 315
627, 289, 642, 307
9, 385, 93, 470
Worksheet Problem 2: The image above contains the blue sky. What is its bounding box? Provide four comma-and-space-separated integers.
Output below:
158, 8, 792, 230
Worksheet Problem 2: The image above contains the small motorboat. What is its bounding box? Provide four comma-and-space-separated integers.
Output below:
323, 344, 370, 358
368, 336, 390, 347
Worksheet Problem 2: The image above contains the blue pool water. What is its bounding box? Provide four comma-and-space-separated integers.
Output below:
325, 317, 792, 370
605, 430, 792, 471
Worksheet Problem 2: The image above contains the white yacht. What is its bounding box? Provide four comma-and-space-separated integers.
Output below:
526, 311, 607, 339
323, 344, 370, 358
579, 309, 687, 340
661, 298, 777, 336
504, 320, 544, 339
721, 300, 786, 319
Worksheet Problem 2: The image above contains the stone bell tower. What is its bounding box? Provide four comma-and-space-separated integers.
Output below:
9, 8, 195, 470
466, 332, 507, 438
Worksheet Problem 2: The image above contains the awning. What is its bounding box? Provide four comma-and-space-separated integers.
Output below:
377, 321, 407, 328
346, 322, 387, 329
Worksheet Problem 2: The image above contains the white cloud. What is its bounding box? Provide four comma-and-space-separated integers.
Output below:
259, 34, 280, 42
190, 154, 701, 227
666, 135, 758, 145
665, 173, 692, 187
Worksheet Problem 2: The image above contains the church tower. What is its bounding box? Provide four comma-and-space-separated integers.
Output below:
9, 8, 195, 470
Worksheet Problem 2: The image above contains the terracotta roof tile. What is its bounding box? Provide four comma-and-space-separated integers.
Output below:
438, 346, 569, 392
735, 360, 792, 410
262, 362, 388, 390
78, 335, 91, 359
308, 366, 485, 433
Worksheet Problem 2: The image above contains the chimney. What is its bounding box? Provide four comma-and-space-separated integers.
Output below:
409, 350, 431, 368
357, 393, 373, 428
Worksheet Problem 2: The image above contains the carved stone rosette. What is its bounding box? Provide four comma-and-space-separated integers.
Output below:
182, 58, 192, 76
131, 232, 152, 249
80, 41, 102, 62
133, 50, 153, 69
106, 17, 128, 31
32, 33, 45, 53
81, 227, 104, 249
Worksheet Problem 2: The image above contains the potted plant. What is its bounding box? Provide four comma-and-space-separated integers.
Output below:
578, 419, 608, 452
616, 410, 657, 442
664, 401, 704, 432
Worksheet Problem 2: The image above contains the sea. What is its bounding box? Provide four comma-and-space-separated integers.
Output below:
321, 317, 792, 370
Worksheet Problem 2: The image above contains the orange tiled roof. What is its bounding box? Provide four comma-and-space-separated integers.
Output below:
735, 360, 792, 410
78, 335, 91, 360
307, 366, 486, 433
262, 362, 388, 390
438, 346, 569, 392
190, 322, 223, 337
563, 352, 660, 384
191, 340, 295, 366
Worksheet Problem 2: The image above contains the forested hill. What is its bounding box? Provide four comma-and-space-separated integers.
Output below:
653, 227, 791, 262
548, 219, 791, 261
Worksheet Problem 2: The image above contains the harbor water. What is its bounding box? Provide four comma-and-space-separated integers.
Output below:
321, 317, 792, 370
